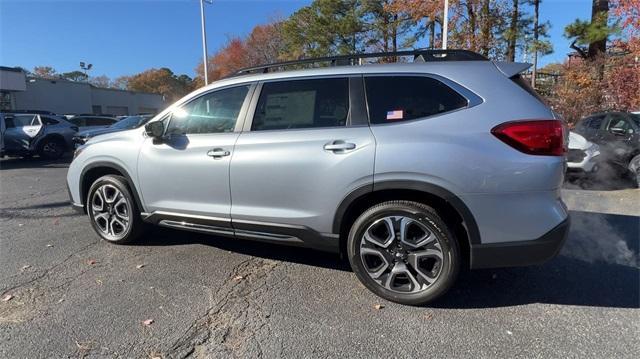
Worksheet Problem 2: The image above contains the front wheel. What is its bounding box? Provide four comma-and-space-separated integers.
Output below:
38, 137, 65, 160
629, 155, 640, 188
347, 201, 460, 306
87, 175, 144, 244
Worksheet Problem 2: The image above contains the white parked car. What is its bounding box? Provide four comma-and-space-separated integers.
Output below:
567, 131, 600, 175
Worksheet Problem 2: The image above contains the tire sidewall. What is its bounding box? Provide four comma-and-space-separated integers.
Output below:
347, 202, 460, 306
38, 138, 65, 160
87, 175, 139, 244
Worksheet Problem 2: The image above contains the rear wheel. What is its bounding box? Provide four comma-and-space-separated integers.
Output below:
38, 137, 65, 160
629, 155, 640, 188
347, 200, 460, 306
87, 175, 144, 244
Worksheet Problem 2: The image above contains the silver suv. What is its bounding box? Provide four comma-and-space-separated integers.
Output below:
67, 50, 570, 305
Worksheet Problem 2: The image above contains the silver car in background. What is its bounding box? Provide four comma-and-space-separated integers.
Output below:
567, 131, 600, 174
67, 50, 570, 305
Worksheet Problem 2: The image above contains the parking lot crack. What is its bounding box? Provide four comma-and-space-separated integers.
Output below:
167, 257, 280, 358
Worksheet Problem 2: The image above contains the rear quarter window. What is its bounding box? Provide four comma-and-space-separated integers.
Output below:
364, 76, 468, 124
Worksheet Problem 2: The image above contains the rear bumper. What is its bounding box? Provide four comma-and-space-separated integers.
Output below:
469, 217, 570, 269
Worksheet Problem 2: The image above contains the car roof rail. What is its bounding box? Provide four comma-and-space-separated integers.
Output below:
233, 49, 488, 76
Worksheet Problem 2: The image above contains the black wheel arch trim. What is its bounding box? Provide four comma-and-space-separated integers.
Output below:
333, 180, 481, 245
79, 161, 146, 213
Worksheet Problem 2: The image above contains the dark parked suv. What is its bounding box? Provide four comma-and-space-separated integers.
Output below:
574, 112, 640, 187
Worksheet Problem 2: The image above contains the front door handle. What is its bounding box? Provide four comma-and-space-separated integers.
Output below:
324, 140, 356, 152
207, 148, 231, 158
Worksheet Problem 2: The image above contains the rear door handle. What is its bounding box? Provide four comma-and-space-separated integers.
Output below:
324, 140, 356, 152
207, 148, 231, 158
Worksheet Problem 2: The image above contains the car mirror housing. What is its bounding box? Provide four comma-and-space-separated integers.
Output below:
145, 121, 165, 139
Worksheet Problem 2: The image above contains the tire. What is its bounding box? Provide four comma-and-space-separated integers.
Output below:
38, 137, 65, 160
629, 155, 640, 189
87, 175, 144, 244
347, 200, 460, 306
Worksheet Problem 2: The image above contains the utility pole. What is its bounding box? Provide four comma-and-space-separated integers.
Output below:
442, 0, 449, 49
200, 0, 212, 86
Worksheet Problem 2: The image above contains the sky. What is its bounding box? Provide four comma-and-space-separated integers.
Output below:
0, 0, 594, 79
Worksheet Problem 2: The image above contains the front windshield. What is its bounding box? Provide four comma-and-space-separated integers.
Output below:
109, 116, 147, 130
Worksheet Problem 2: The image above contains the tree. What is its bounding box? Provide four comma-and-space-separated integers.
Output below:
33, 66, 57, 79
112, 76, 131, 90
282, 0, 364, 58
194, 21, 287, 87
565, 0, 614, 60
361, 0, 414, 58
245, 21, 288, 65
61, 70, 88, 82
611, 0, 640, 33
195, 37, 250, 87
127, 68, 192, 102
89, 75, 111, 88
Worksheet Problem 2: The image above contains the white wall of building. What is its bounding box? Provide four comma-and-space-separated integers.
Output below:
6, 74, 165, 115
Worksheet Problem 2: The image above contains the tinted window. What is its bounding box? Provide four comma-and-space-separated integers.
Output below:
167, 85, 249, 135
41, 116, 59, 125
252, 78, 349, 131
365, 76, 467, 124
606, 114, 631, 131
6, 115, 37, 127
92, 118, 116, 126
70, 117, 86, 126
587, 117, 603, 129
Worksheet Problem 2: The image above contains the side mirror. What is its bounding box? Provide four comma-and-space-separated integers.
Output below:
145, 121, 165, 139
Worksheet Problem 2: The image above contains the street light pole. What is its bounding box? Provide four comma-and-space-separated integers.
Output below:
442, 0, 449, 49
199, 0, 211, 86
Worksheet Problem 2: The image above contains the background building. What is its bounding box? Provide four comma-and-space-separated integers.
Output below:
0, 66, 165, 115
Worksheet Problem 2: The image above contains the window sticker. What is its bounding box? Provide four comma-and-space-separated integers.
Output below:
386, 110, 404, 120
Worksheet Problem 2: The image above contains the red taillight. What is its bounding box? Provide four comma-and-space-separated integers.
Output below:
491, 120, 566, 156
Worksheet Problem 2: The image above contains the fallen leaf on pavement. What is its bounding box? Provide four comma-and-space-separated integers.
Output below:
95, 279, 103, 285
233, 275, 244, 281
373, 304, 385, 310
136, 264, 145, 269
424, 312, 433, 320
86, 259, 97, 265
21, 265, 31, 271
143, 319, 154, 326
2, 294, 14, 302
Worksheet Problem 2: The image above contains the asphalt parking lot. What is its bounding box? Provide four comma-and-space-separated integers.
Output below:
1, 157, 639, 358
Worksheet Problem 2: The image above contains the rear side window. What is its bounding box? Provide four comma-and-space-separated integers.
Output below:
252, 78, 349, 131
41, 116, 59, 125
6, 115, 37, 127
91, 118, 115, 126
587, 117, 604, 129
364, 76, 467, 124
70, 117, 86, 126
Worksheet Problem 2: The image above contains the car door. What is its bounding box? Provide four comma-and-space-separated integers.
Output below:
229, 76, 375, 240
138, 83, 255, 223
3, 114, 42, 151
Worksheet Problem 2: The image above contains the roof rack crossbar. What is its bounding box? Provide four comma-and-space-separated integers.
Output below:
234, 49, 487, 76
